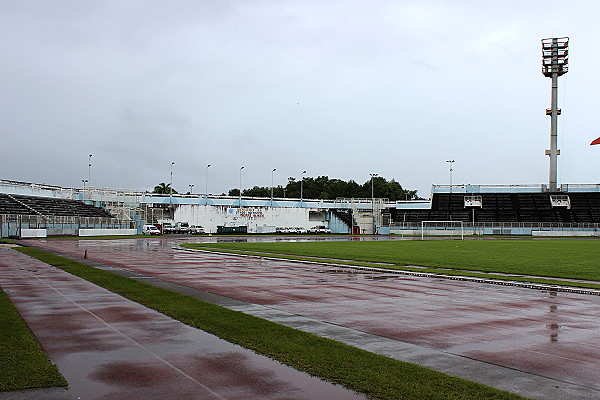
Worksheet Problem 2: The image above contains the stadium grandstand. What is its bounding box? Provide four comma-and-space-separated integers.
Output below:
390, 184, 600, 236
0, 193, 113, 218
2, 178, 600, 238
0, 180, 128, 238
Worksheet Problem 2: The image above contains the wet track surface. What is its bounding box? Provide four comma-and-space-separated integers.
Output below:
9, 236, 600, 396
0, 247, 365, 400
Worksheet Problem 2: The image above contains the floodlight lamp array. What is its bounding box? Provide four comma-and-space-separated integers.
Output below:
541, 37, 569, 77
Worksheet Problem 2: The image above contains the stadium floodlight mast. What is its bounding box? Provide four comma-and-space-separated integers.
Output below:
542, 37, 569, 192
239, 166, 244, 206
205, 164, 211, 204
271, 168, 276, 206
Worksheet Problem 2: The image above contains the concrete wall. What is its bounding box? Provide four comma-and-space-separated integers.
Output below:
174, 205, 326, 234
79, 229, 137, 236
20, 229, 47, 238
532, 230, 600, 237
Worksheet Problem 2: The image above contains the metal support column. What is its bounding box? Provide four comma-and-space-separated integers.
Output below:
548, 72, 559, 191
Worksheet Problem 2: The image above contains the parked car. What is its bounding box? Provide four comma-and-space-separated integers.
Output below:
142, 224, 161, 235
309, 226, 332, 234
163, 223, 176, 234
189, 225, 205, 235
174, 222, 190, 234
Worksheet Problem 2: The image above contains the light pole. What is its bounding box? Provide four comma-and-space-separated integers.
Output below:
300, 170, 306, 207
170, 162, 175, 204
370, 173, 378, 235
189, 184, 194, 195
271, 168, 276, 206
370, 173, 378, 201
446, 160, 454, 194
239, 166, 244, 206
205, 164, 211, 205
88, 154, 92, 184
82, 179, 88, 200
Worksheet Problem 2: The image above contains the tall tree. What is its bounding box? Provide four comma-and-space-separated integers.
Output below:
153, 182, 177, 194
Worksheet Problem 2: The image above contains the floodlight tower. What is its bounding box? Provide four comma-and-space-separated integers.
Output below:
541, 37, 569, 192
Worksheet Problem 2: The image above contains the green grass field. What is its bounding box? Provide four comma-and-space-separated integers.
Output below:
0, 288, 67, 391
14, 246, 526, 400
184, 239, 600, 282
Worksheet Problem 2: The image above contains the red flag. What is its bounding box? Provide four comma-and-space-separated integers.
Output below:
592, 137, 600, 145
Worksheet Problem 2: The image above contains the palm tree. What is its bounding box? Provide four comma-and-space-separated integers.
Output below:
153, 182, 177, 194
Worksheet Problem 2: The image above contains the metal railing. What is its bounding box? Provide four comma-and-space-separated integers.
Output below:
391, 221, 600, 229
389, 221, 600, 236
1, 214, 129, 238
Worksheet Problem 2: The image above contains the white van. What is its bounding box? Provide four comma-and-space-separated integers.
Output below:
142, 224, 161, 235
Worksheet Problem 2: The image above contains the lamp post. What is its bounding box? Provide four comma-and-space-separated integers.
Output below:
88, 154, 92, 184
170, 162, 175, 204
205, 164, 211, 205
300, 170, 306, 207
239, 166, 244, 206
370, 173, 378, 235
446, 160, 454, 194
271, 168, 276, 206
189, 184, 194, 195
370, 173, 378, 202
82, 179, 88, 200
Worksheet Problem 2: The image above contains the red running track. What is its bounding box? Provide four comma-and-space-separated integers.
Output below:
31, 237, 600, 390
0, 246, 365, 400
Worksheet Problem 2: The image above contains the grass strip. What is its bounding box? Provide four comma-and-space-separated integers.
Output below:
15, 246, 526, 400
0, 288, 67, 391
180, 245, 600, 291
185, 239, 600, 282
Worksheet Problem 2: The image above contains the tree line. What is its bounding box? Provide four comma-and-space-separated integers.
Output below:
229, 176, 420, 201
153, 176, 420, 201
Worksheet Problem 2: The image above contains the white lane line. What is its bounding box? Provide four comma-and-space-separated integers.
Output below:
22, 266, 227, 400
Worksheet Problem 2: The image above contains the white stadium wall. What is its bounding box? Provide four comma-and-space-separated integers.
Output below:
174, 205, 326, 233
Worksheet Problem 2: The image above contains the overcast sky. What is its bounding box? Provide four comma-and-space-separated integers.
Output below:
2, 0, 599, 198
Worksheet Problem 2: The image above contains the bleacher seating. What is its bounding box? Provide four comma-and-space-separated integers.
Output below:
0, 193, 113, 218
392, 192, 600, 224
0, 194, 33, 215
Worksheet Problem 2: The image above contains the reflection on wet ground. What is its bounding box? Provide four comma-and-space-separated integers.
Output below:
25, 237, 600, 391
0, 247, 365, 400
